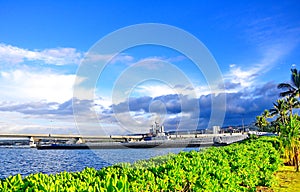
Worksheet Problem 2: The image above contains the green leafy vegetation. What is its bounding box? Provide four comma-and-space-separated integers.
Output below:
0, 138, 281, 191
255, 68, 300, 172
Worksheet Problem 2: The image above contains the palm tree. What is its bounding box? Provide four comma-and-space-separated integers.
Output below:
280, 115, 300, 172
262, 109, 271, 118
255, 115, 269, 131
278, 68, 300, 98
271, 120, 280, 134
269, 99, 289, 125
284, 96, 300, 117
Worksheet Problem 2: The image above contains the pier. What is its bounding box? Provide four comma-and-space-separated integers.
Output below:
0, 133, 144, 147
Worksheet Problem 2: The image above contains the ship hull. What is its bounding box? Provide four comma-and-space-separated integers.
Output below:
36, 138, 227, 150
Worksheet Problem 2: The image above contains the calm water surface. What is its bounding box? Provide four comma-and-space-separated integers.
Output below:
0, 147, 198, 179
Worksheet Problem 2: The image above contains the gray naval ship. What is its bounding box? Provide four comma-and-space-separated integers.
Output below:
36, 123, 248, 150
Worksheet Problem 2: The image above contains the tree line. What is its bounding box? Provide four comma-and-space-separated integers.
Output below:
255, 68, 300, 171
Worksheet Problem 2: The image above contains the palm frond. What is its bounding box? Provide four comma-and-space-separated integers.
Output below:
278, 83, 294, 89
269, 109, 278, 116
291, 68, 300, 88
279, 90, 295, 97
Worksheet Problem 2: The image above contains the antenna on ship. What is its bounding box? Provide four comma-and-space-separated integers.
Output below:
49, 120, 53, 137
176, 121, 179, 138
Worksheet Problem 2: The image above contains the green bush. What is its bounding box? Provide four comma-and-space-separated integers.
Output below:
0, 137, 281, 192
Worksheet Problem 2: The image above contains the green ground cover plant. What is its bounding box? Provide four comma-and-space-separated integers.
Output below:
256, 68, 300, 172
0, 137, 281, 192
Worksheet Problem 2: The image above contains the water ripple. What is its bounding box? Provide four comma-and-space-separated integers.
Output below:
0, 147, 198, 179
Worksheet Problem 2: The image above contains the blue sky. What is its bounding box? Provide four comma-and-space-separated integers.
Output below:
0, 0, 299, 135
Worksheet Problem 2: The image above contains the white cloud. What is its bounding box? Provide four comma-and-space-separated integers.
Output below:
224, 41, 295, 93
223, 14, 300, 93
0, 69, 81, 103
0, 43, 83, 65
133, 83, 214, 99
133, 84, 177, 98
39, 47, 82, 65
0, 111, 78, 134
246, 16, 300, 51
83, 52, 134, 64
93, 96, 112, 110
226, 66, 258, 88
131, 56, 187, 70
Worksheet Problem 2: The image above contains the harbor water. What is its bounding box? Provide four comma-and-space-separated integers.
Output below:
0, 147, 198, 179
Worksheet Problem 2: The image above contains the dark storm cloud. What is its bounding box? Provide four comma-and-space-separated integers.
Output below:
0, 81, 282, 130
112, 94, 201, 115
111, 96, 152, 114
153, 94, 182, 114
223, 82, 241, 90
112, 95, 183, 114
72, 98, 96, 114
108, 81, 280, 129
0, 101, 58, 115
222, 82, 280, 126
0, 98, 96, 116
129, 96, 153, 112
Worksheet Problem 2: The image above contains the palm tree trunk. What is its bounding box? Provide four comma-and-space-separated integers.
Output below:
295, 147, 299, 172
281, 115, 286, 125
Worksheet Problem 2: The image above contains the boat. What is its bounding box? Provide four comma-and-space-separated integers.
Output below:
36, 122, 249, 150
